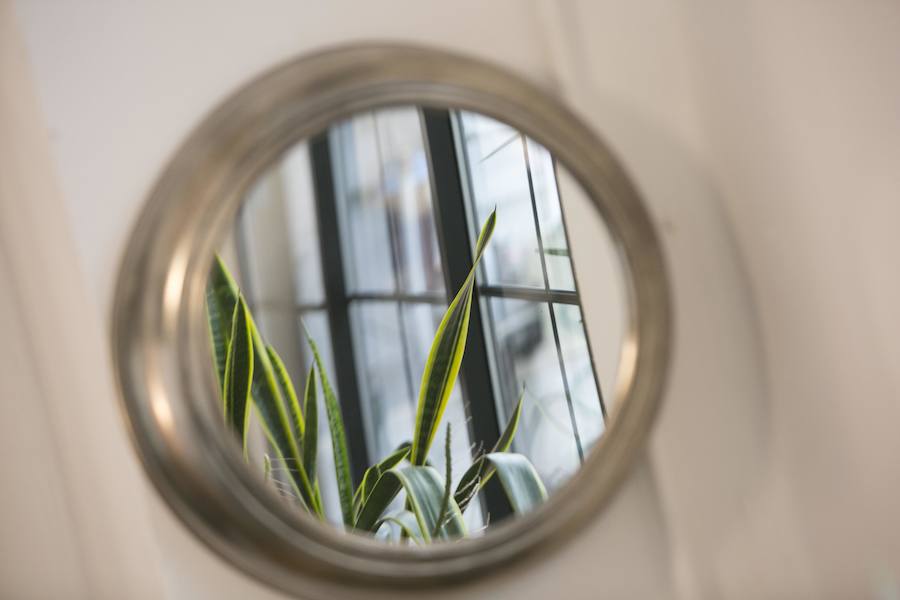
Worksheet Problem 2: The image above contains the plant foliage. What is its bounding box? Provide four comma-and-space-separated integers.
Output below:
205, 211, 547, 541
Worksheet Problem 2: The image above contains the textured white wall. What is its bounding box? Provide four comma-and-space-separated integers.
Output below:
3, 1, 899, 599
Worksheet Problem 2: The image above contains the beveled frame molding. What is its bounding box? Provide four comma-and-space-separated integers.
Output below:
111, 44, 671, 598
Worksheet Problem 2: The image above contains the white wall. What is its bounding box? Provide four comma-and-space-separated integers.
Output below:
3, 1, 899, 598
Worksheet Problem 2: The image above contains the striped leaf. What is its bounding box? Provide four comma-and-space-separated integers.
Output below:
206, 255, 239, 391
304, 329, 354, 527
267, 346, 325, 509
267, 345, 305, 443
354, 443, 410, 515
455, 392, 524, 512
484, 452, 547, 514
222, 296, 253, 449
248, 323, 320, 514
411, 209, 496, 465
206, 257, 320, 515
301, 364, 318, 481
356, 465, 467, 541
432, 424, 453, 538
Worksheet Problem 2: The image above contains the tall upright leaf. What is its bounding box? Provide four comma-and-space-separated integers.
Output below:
432, 424, 453, 538
304, 328, 354, 527
206, 257, 320, 515
248, 324, 320, 514
206, 255, 239, 390
222, 296, 254, 450
411, 209, 496, 465
267, 345, 305, 443
301, 364, 318, 480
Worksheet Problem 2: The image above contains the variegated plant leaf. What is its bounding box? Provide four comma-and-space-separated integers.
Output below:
304, 328, 354, 527
222, 296, 253, 450
484, 452, 547, 514
411, 209, 496, 465
356, 465, 466, 542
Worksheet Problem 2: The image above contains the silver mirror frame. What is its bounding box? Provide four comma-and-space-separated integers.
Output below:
112, 44, 671, 597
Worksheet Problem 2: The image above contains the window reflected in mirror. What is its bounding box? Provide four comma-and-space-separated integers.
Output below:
209, 106, 626, 541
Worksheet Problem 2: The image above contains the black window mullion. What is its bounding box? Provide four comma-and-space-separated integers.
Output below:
422, 108, 512, 523
478, 284, 581, 305
348, 291, 445, 304
310, 132, 371, 485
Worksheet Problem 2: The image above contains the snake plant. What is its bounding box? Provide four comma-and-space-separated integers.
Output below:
206, 210, 547, 542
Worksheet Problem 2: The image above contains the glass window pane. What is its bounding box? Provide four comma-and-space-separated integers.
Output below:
330, 114, 396, 293
526, 137, 575, 291
279, 143, 326, 304
349, 301, 415, 462
483, 297, 580, 490
553, 304, 605, 449
374, 109, 445, 295
456, 111, 544, 289
241, 174, 313, 306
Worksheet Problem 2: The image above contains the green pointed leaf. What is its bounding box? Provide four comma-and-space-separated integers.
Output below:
355, 443, 410, 514
206, 255, 239, 391
301, 364, 318, 481
355, 477, 401, 532
222, 296, 253, 449
206, 257, 320, 515
267, 345, 305, 442
411, 209, 496, 465
453, 455, 485, 514
454, 391, 524, 512
304, 328, 354, 527
484, 452, 547, 514
249, 323, 320, 514
432, 424, 453, 538
494, 392, 524, 454
356, 465, 467, 541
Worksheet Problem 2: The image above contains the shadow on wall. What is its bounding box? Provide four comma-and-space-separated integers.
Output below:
566, 89, 783, 597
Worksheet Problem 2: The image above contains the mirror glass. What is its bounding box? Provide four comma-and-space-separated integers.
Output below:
206, 105, 628, 543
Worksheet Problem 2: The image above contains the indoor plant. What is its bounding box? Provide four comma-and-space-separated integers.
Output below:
205, 210, 547, 542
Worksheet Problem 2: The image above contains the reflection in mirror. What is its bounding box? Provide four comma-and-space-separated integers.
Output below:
207, 106, 627, 543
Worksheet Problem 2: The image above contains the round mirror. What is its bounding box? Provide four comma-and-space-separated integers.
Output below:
113, 45, 670, 597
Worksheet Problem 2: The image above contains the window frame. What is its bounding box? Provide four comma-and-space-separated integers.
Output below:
274, 107, 607, 521
450, 110, 608, 465
233, 105, 608, 523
